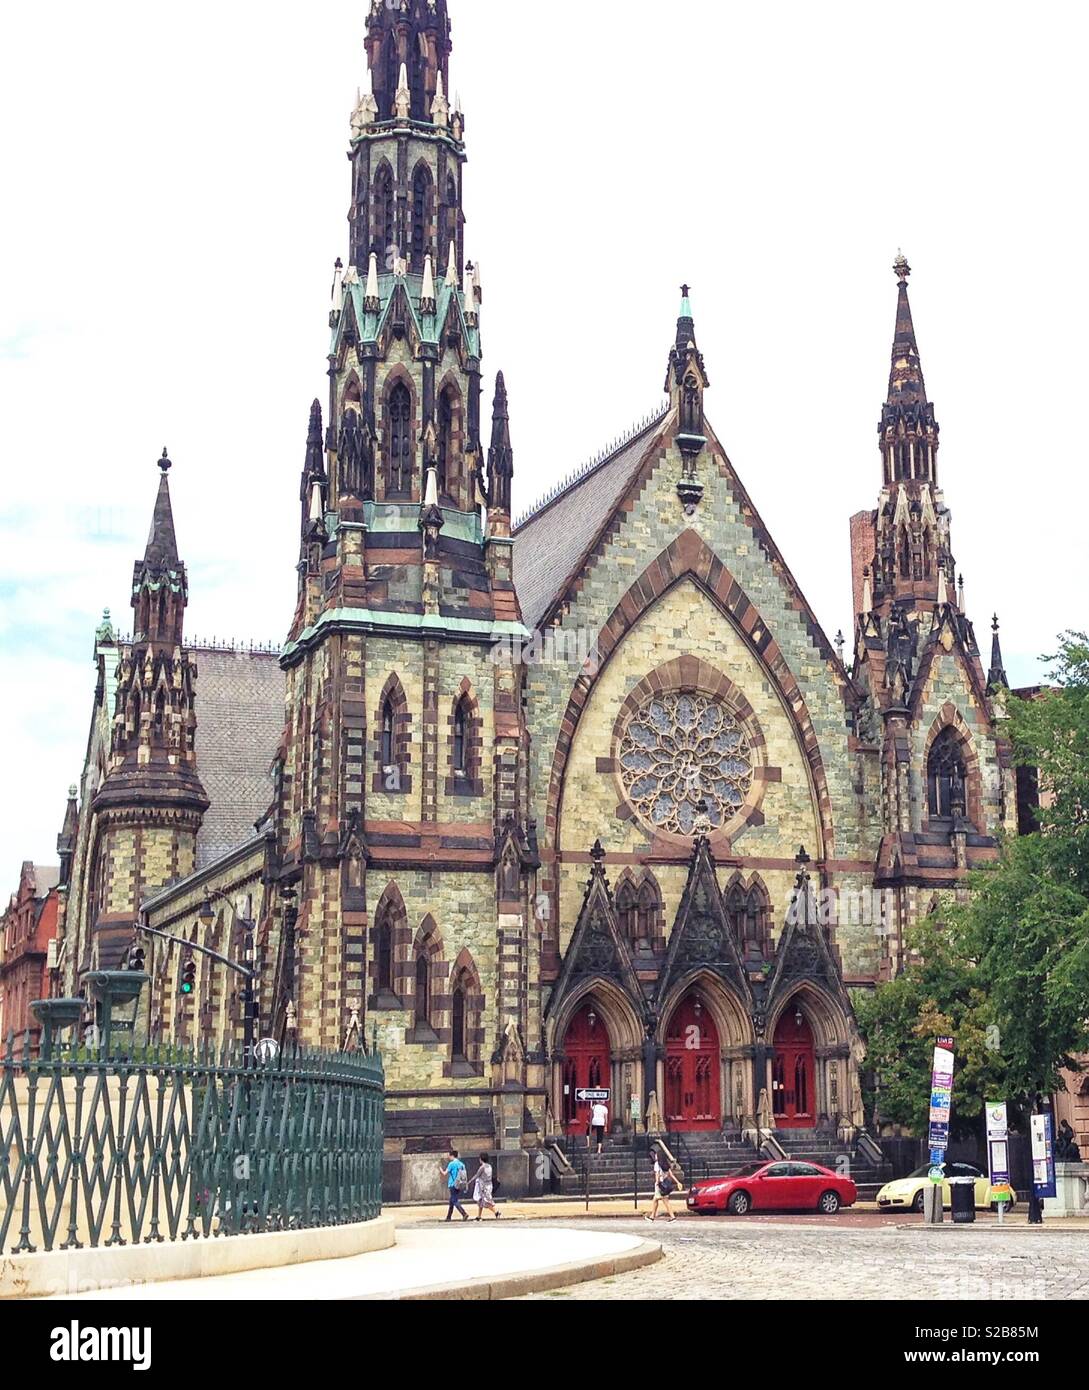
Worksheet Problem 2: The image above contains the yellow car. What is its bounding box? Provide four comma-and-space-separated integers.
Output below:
876, 1160, 1015, 1213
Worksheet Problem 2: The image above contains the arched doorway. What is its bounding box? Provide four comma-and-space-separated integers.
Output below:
772, 1000, 815, 1129
561, 1001, 612, 1136
665, 993, 721, 1131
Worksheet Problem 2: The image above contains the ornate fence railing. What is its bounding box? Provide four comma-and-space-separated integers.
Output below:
0, 1033, 385, 1255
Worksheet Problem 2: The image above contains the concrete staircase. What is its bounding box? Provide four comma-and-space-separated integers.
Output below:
549, 1129, 890, 1201
550, 1131, 761, 1198
770, 1129, 892, 1200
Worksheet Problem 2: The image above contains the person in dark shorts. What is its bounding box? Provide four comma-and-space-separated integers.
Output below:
589, 1098, 609, 1154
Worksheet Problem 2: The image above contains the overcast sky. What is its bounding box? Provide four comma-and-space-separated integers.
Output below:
1, 0, 1086, 892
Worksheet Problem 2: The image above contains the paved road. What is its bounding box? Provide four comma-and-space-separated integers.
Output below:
516, 1215, 1089, 1301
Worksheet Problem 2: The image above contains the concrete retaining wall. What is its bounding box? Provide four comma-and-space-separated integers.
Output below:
0, 1214, 396, 1299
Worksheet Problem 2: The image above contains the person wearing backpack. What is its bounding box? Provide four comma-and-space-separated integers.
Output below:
644, 1147, 679, 1223
441, 1147, 470, 1221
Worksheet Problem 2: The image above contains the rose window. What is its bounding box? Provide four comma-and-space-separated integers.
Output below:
618, 692, 754, 835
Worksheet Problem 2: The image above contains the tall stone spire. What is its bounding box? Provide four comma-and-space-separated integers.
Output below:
364, 0, 451, 125
666, 285, 709, 510
488, 370, 514, 517
132, 450, 186, 646
350, 0, 465, 279
866, 256, 953, 617
92, 451, 208, 968
987, 614, 1010, 692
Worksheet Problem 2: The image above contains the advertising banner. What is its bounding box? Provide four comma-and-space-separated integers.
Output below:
1031, 1113, 1057, 1200
927, 1036, 955, 1166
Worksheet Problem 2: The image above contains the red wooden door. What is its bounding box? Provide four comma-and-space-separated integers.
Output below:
772, 1005, 815, 1129
665, 995, 721, 1131
562, 1002, 611, 1136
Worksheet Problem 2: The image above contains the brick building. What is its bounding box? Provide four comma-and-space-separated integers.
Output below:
55, 2, 1035, 1183
1, 861, 61, 1057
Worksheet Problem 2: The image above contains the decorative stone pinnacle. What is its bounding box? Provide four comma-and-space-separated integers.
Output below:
158, 448, 172, 473
590, 838, 605, 864
893, 251, 911, 284
992, 613, 1000, 632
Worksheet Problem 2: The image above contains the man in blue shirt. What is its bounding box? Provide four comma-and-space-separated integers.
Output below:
442, 1147, 469, 1221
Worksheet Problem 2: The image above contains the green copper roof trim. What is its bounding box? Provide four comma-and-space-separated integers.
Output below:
332, 275, 479, 359
281, 608, 530, 664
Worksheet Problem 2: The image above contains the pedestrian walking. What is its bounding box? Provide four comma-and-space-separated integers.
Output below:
588, 1097, 609, 1155
471, 1152, 502, 1220
441, 1147, 470, 1222
644, 1146, 679, 1223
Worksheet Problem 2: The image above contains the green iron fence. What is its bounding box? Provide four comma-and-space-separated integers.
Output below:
0, 1032, 385, 1254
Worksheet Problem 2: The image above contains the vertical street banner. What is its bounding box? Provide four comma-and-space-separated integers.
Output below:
927, 1036, 955, 1165
1031, 1113, 1057, 1200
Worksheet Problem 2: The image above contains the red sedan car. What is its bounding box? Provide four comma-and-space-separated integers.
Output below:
686, 1160, 857, 1216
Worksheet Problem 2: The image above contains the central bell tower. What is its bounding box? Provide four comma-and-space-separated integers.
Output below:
273, 2, 539, 1157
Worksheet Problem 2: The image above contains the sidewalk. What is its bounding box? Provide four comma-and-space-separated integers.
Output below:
55, 1226, 661, 1302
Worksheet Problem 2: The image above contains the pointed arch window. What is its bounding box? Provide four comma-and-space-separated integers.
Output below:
381, 698, 395, 770
386, 382, 413, 496
415, 953, 430, 1026
373, 163, 395, 257
442, 175, 458, 265
437, 384, 461, 495
411, 163, 432, 272
451, 978, 467, 1059
898, 525, 911, 578
928, 726, 968, 820
453, 699, 468, 777
636, 879, 660, 951
616, 880, 638, 943
376, 911, 394, 994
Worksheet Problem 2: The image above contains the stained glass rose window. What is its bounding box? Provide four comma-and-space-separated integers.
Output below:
618, 692, 754, 835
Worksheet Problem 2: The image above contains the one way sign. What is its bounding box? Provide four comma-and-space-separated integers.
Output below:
575, 1088, 610, 1103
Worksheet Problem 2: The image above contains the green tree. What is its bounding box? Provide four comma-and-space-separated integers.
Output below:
860, 631, 1089, 1132
856, 914, 1006, 1138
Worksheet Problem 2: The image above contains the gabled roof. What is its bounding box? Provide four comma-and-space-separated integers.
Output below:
512, 411, 667, 630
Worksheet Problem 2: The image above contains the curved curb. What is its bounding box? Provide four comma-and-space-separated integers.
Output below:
364, 1237, 662, 1301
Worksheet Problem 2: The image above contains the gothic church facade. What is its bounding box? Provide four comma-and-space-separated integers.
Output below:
57, 1, 1016, 1170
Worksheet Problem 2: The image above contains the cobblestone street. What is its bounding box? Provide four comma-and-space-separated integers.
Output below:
516, 1217, 1089, 1301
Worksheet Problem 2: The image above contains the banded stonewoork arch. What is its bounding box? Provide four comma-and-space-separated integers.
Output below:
444, 948, 484, 1077
544, 528, 837, 858
546, 978, 646, 1137
656, 969, 756, 1129
370, 881, 410, 1004
922, 702, 983, 829
372, 671, 413, 795
766, 981, 856, 1127
408, 914, 445, 1036
608, 657, 771, 848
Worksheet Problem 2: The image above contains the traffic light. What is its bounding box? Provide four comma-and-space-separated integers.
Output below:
180, 954, 197, 996
127, 941, 146, 972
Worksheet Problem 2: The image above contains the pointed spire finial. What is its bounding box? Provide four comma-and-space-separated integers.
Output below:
893, 250, 911, 283
159, 448, 172, 474
987, 613, 1009, 693
445, 239, 458, 288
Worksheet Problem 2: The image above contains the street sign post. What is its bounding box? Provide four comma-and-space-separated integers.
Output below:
575, 1088, 610, 1103
985, 1101, 1013, 1222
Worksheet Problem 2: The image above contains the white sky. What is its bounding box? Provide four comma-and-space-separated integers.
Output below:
1, 0, 1086, 892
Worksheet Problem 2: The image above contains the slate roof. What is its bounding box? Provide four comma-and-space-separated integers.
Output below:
191, 648, 285, 868
512, 412, 667, 631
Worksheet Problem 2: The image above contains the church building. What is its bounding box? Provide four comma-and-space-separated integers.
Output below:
55, 0, 1017, 1189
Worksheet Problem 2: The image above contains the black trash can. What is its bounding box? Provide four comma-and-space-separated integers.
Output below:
950, 1176, 976, 1224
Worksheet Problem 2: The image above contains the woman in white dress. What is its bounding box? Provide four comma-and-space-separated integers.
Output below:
471, 1152, 501, 1220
